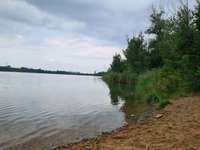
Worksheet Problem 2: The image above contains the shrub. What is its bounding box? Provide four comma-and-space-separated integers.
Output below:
103, 71, 137, 85
134, 69, 161, 101
159, 100, 171, 108
135, 68, 183, 107
147, 93, 160, 103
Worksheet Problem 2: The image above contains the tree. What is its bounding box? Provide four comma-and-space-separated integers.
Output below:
123, 33, 148, 74
105, 1, 200, 92
174, 2, 194, 56
191, 0, 200, 90
110, 54, 125, 73
194, 0, 200, 31
146, 8, 166, 69
173, 1, 199, 90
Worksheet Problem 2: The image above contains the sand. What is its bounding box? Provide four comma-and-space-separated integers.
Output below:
60, 95, 200, 150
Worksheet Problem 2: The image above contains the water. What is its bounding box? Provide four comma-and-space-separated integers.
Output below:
0, 72, 153, 150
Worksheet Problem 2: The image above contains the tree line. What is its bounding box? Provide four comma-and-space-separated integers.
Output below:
0, 65, 102, 76
104, 1, 200, 107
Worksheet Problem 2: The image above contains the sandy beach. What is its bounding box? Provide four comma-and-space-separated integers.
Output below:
60, 95, 200, 150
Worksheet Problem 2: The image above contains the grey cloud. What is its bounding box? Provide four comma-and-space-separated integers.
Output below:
2, 0, 189, 44
25, 0, 157, 44
0, 0, 85, 34
1, 0, 196, 43
26, 0, 195, 44
0, 0, 197, 72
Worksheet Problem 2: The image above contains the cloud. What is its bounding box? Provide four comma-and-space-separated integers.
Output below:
0, 0, 197, 72
25, 0, 155, 42
0, 0, 85, 33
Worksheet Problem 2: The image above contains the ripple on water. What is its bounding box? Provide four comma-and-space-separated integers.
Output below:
0, 73, 140, 150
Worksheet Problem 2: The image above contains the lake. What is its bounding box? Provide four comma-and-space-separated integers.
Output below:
0, 72, 153, 150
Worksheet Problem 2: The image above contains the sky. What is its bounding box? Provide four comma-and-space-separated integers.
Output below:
0, 0, 196, 73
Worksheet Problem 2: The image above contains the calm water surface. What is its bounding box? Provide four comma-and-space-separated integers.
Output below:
0, 72, 153, 150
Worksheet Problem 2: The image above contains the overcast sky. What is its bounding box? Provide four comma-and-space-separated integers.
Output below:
0, 0, 196, 73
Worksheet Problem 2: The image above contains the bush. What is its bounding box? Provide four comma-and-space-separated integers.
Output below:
104, 68, 184, 108
159, 67, 184, 98
103, 71, 137, 85
159, 100, 171, 108
134, 69, 161, 101
135, 68, 183, 107
147, 93, 160, 103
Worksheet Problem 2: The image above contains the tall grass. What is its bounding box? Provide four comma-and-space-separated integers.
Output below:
103, 68, 185, 108
134, 68, 184, 108
103, 71, 137, 85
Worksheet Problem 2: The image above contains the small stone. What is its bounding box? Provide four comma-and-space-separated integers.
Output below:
155, 114, 163, 119
123, 122, 128, 126
85, 146, 91, 150
130, 114, 136, 117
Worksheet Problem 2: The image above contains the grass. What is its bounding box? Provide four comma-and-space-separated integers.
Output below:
103, 71, 137, 85
134, 68, 184, 108
103, 68, 184, 108
103, 68, 185, 108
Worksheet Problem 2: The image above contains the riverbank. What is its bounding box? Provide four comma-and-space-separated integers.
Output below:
58, 94, 200, 150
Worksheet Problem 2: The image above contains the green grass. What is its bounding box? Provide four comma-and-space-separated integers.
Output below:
134, 68, 184, 108
103, 71, 137, 85
103, 68, 185, 108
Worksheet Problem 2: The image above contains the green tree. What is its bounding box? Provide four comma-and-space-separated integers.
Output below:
146, 8, 166, 69
123, 33, 148, 74
174, 3, 194, 55
173, 2, 197, 90
110, 54, 125, 73
194, 0, 200, 31
191, 0, 200, 90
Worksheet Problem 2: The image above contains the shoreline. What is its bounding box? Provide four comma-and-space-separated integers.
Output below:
0, 70, 101, 77
56, 94, 200, 150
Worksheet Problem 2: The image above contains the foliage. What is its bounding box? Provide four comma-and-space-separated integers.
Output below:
103, 71, 137, 85
110, 54, 125, 73
123, 33, 148, 73
146, 8, 166, 69
103, 1, 200, 107
0, 66, 97, 76
159, 100, 171, 109
135, 68, 183, 106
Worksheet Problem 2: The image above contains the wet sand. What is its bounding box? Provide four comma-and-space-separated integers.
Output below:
60, 95, 200, 150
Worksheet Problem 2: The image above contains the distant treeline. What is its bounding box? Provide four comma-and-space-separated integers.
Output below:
0, 65, 104, 76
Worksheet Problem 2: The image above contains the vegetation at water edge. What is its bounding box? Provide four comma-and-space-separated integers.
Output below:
103, 1, 200, 107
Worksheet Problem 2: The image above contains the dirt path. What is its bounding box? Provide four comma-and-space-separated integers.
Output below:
58, 95, 200, 150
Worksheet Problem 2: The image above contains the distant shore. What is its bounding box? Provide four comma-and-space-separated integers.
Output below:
0, 66, 104, 76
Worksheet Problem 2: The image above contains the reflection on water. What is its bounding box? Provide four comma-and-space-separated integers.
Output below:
107, 83, 155, 123
0, 72, 153, 150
